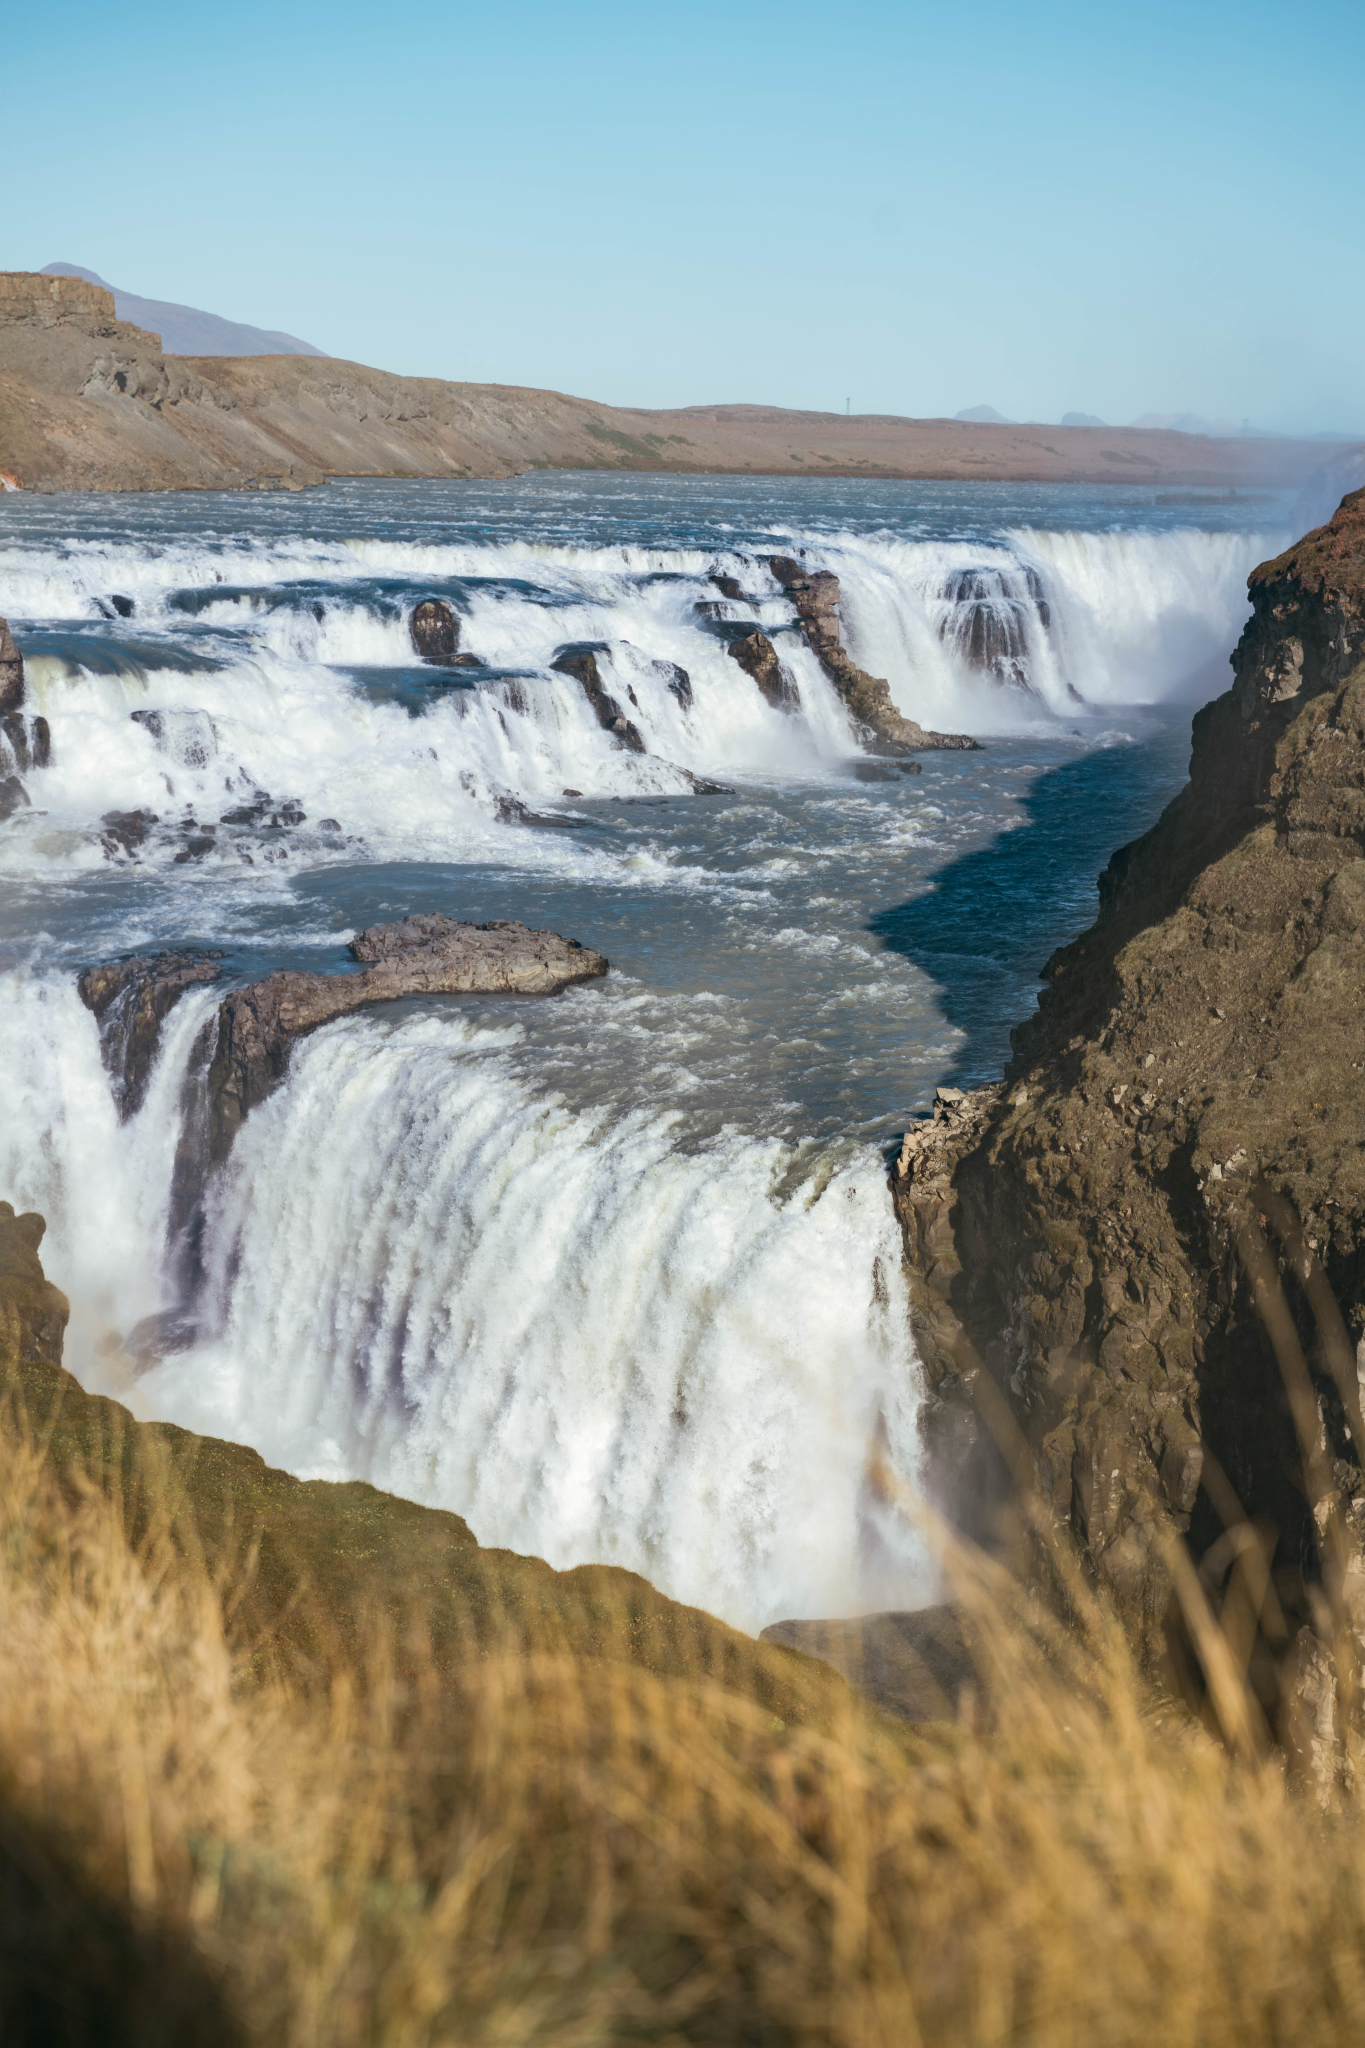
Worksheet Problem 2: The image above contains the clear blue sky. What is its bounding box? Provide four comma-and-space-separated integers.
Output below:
8, 0, 1364, 433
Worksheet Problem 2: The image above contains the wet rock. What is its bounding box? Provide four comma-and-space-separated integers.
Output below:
131, 706, 218, 769
712, 572, 747, 601
551, 644, 646, 752
0, 618, 23, 714
654, 659, 693, 709
767, 554, 978, 753
174, 832, 216, 863
77, 950, 224, 1117
850, 759, 921, 781
2, 712, 52, 774
726, 628, 800, 711
0, 776, 30, 823
95, 592, 136, 619
207, 915, 608, 1161
99, 808, 159, 859
410, 598, 460, 664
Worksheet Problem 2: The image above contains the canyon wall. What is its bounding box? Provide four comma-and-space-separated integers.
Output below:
897, 489, 1365, 1636
0, 270, 1345, 494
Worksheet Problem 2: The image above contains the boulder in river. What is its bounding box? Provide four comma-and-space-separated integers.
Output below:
78, 950, 224, 1117
207, 915, 608, 1161
410, 598, 460, 664
0, 618, 24, 714
550, 644, 646, 753
726, 629, 800, 712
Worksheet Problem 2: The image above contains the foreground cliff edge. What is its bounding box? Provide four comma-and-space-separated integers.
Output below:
899, 487, 1365, 1644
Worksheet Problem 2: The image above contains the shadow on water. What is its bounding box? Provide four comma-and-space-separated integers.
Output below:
870, 719, 1194, 1089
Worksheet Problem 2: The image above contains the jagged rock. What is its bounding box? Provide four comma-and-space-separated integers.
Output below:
550, 644, 646, 752
99, 808, 158, 858
0, 776, 29, 822
767, 555, 978, 753
726, 629, 800, 711
78, 951, 224, 1116
894, 487, 1365, 1642
0, 618, 23, 713
207, 915, 608, 1160
2, 712, 51, 773
410, 598, 460, 663
0, 1203, 69, 1370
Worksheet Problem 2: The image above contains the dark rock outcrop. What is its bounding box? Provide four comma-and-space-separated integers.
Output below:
654, 659, 693, 709
0, 777, 29, 822
895, 489, 1365, 1639
78, 952, 224, 1117
0, 618, 23, 714
410, 598, 460, 664
99, 808, 159, 859
0, 1203, 69, 1371
2, 711, 51, 772
726, 628, 800, 711
767, 555, 978, 753
207, 915, 608, 1160
550, 644, 646, 752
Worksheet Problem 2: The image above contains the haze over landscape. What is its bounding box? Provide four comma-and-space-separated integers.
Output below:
7, 0, 1365, 437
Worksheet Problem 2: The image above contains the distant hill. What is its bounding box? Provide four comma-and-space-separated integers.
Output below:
1062, 411, 1105, 427
955, 404, 1012, 423
40, 262, 325, 358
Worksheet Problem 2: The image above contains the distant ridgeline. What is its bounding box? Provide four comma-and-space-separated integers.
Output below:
0, 266, 1352, 494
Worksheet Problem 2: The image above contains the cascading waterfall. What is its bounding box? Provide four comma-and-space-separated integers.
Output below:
0, 518, 1283, 881
0, 476, 1292, 1633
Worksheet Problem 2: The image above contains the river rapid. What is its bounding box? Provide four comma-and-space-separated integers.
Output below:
0, 472, 1290, 1629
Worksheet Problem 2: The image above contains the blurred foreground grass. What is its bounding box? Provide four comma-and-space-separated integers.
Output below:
4, 1339, 1365, 2047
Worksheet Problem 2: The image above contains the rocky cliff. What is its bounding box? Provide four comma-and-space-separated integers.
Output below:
0, 270, 1346, 494
896, 489, 1365, 1640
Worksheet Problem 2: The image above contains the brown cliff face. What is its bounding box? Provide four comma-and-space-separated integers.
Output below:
895, 490, 1365, 1636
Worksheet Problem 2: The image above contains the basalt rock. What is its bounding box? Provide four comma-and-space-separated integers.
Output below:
894, 489, 1365, 1643
767, 555, 978, 754
78, 951, 224, 1117
2, 712, 51, 773
99, 808, 159, 859
726, 629, 800, 712
550, 644, 646, 753
207, 915, 608, 1161
410, 598, 460, 664
0, 618, 23, 714
0, 777, 29, 823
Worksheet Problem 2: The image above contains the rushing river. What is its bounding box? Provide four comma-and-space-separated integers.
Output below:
0, 472, 1291, 1628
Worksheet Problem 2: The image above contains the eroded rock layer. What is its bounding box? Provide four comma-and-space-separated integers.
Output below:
895, 489, 1365, 1634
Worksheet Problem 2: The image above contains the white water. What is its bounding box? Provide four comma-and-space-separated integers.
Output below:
0, 977, 922, 1629
0, 517, 1282, 883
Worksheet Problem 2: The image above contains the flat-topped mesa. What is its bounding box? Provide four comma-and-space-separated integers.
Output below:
0, 270, 160, 348
208, 915, 607, 1160
767, 555, 979, 754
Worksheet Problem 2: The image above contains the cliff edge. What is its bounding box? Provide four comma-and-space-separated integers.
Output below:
896, 489, 1365, 1636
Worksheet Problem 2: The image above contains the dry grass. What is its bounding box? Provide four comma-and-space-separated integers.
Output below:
3, 1386, 1365, 2048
